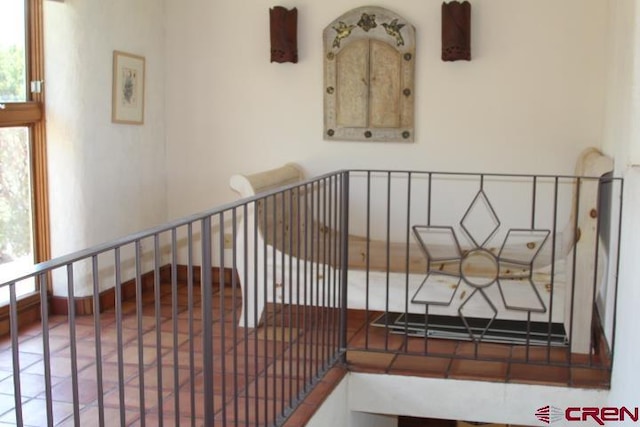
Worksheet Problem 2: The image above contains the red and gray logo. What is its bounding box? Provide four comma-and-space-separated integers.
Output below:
536, 406, 564, 424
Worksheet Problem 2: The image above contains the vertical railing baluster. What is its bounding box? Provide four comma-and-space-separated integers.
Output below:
525, 311, 532, 363
384, 172, 392, 351
201, 216, 215, 426
38, 273, 53, 427
590, 177, 604, 367
187, 223, 196, 427
9, 283, 23, 426
427, 172, 432, 227
332, 175, 339, 357
303, 183, 309, 388
318, 178, 328, 369
314, 182, 320, 376
91, 256, 105, 427
280, 190, 287, 415
610, 179, 624, 370
266, 197, 274, 422
66, 264, 80, 425
531, 176, 538, 229
339, 171, 350, 361
308, 185, 315, 385
326, 176, 334, 364
241, 204, 251, 427
135, 241, 147, 426
218, 212, 227, 427
295, 185, 302, 400
230, 209, 241, 426
171, 229, 181, 425
569, 178, 582, 360
424, 304, 429, 354
287, 188, 294, 408
404, 172, 412, 351
253, 200, 260, 425
153, 234, 164, 426
365, 172, 371, 349
425, 172, 433, 355
272, 194, 278, 422
547, 178, 559, 363
525, 176, 538, 362
115, 248, 126, 426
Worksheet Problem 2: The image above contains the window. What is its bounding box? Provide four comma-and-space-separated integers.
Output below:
0, 0, 50, 304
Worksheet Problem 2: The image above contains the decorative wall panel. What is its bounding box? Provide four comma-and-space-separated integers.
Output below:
324, 7, 415, 142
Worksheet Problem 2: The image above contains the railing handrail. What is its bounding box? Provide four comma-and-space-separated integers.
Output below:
0, 169, 347, 287
348, 168, 622, 181
1, 168, 622, 287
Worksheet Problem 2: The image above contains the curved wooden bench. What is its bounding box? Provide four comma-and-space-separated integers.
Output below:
230, 149, 613, 353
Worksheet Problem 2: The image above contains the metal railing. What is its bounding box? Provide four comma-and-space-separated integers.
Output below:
0, 170, 348, 426
0, 168, 623, 426
345, 170, 623, 374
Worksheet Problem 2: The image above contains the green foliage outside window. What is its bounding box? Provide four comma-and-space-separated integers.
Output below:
0, 45, 32, 264
0, 45, 26, 102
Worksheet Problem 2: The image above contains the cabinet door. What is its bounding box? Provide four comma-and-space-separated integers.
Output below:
369, 40, 401, 128
336, 39, 369, 128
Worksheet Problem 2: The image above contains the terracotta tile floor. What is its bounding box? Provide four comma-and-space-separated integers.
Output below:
345, 314, 612, 389
0, 284, 346, 427
0, 282, 611, 426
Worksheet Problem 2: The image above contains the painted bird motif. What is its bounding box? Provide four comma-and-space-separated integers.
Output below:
332, 21, 356, 48
382, 19, 406, 46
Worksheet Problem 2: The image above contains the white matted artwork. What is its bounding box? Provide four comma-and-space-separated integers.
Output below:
112, 50, 145, 124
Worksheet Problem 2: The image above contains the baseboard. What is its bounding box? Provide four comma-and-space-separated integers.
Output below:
174, 264, 238, 285
49, 264, 236, 316
0, 293, 42, 336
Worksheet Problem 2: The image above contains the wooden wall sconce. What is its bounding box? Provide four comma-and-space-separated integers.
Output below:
442, 1, 471, 61
270, 6, 298, 63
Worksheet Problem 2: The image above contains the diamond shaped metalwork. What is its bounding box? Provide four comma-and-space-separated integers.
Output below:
496, 277, 546, 313
411, 272, 461, 306
458, 288, 498, 342
409, 189, 553, 343
499, 229, 550, 265
412, 226, 462, 261
460, 190, 500, 248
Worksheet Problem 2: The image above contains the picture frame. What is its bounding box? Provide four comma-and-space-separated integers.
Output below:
112, 50, 145, 124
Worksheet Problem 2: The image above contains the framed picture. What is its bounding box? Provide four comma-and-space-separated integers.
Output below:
112, 50, 145, 124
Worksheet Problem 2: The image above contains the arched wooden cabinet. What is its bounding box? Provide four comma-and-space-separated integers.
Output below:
324, 7, 415, 142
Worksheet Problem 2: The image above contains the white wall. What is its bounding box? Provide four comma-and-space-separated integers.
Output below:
349, 373, 608, 426
44, 0, 167, 296
165, 0, 608, 220
601, 0, 640, 406
602, 0, 637, 167
350, 412, 398, 427
305, 376, 349, 427
306, 373, 608, 425
608, 169, 640, 407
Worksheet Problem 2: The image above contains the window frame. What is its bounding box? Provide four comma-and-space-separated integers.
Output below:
0, 0, 51, 289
